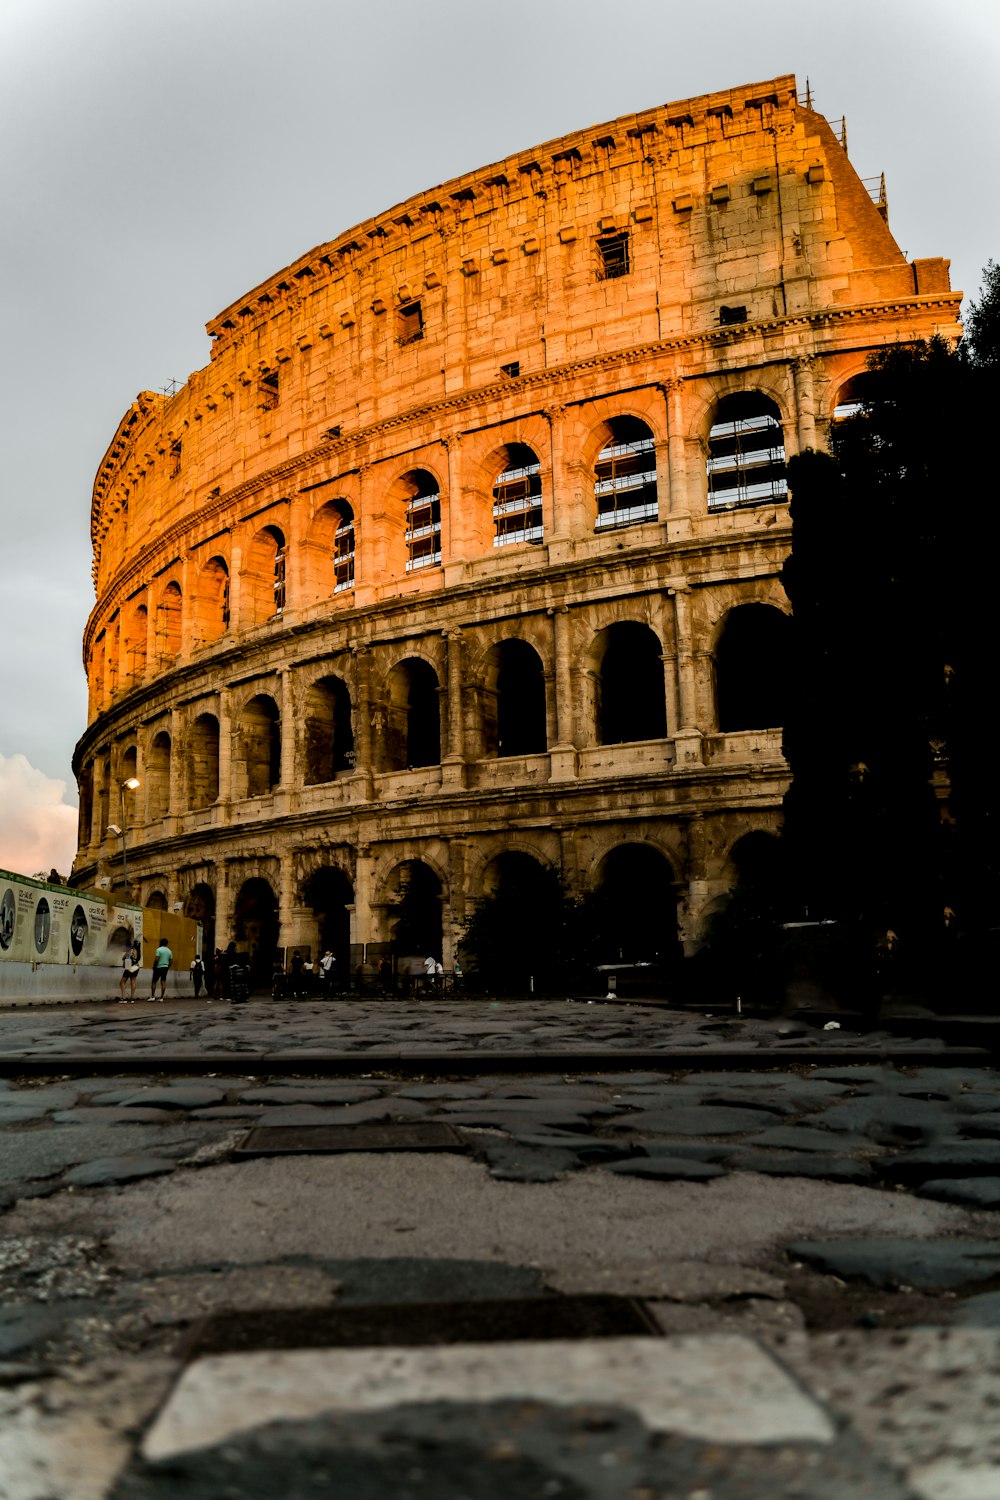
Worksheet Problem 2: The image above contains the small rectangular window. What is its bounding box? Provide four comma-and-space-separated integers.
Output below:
397, 301, 424, 346
596, 233, 630, 281
500, 360, 520, 378
719, 305, 747, 325
273, 549, 286, 613
259, 369, 279, 411
169, 440, 182, 478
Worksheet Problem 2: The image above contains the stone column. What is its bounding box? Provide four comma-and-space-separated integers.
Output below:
679, 814, 711, 955
351, 644, 374, 796
661, 379, 692, 518
548, 605, 578, 780
227, 530, 243, 632
446, 839, 466, 969
168, 707, 184, 817
441, 629, 466, 790
279, 669, 295, 788
278, 853, 298, 956
792, 356, 817, 453
670, 587, 703, 767
352, 844, 375, 953
544, 405, 566, 542
214, 863, 233, 953
217, 686, 233, 812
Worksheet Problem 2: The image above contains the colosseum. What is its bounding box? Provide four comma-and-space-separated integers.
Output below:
72, 72, 959, 987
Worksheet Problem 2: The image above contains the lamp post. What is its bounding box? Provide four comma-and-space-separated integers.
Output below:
108, 777, 141, 901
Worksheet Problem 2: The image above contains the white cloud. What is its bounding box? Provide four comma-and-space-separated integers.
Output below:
0, 753, 78, 879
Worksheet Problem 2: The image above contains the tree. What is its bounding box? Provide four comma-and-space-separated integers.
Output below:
781, 304, 1000, 998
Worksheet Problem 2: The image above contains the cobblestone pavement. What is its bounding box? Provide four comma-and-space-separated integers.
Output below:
1, 1001, 998, 1497
0, 994, 984, 1066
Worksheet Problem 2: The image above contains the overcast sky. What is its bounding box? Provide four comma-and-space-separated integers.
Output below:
1, 0, 997, 877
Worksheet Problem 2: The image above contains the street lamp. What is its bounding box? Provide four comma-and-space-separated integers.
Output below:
108, 777, 141, 900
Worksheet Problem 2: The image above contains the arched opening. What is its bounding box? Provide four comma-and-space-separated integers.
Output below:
233, 877, 279, 989
400, 469, 441, 573
125, 603, 147, 687
121, 745, 138, 787
481, 640, 547, 757
302, 866, 354, 977
244, 525, 286, 626
184, 882, 216, 957
463, 852, 564, 993
91, 637, 106, 714
590, 844, 680, 966
78, 764, 94, 847
147, 731, 171, 820
381, 659, 440, 771
333, 504, 355, 593
156, 582, 183, 664
238, 695, 281, 798
593, 622, 667, 745
304, 675, 354, 784
146, 890, 168, 911
387, 859, 442, 963
706, 393, 787, 510
194, 556, 230, 645
594, 415, 658, 531
715, 604, 791, 732
492, 444, 543, 547
833, 371, 878, 421
189, 714, 220, 808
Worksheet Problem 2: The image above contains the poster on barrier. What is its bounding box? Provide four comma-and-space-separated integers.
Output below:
0, 872, 142, 967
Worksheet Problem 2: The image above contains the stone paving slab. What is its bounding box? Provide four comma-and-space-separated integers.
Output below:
142, 1334, 835, 1461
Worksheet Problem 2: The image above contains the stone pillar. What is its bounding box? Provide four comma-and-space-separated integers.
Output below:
217, 687, 233, 811
544, 405, 565, 542
227, 531, 243, 632
279, 669, 295, 787
548, 605, 578, 780
214, 863, 233, 952
168, 707, 184, 816
351, 644, 374, 796
446, 839, 466, 968
661, 380, 692, 518
559, 826, 580, 896
441, 629, 466, 789
679, 814, 711, 956
352, 844, 375, 952
792, 356, 817, 453
278, 853, 298, 955
670, 587, 703, 767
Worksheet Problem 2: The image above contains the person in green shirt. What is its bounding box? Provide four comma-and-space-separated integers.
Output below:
151, 942, 173, 1000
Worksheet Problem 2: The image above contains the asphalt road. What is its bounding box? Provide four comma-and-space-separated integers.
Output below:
1, 999, 999, 1498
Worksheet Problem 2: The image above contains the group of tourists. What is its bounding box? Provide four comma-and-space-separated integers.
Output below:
117, 939, 174, 1002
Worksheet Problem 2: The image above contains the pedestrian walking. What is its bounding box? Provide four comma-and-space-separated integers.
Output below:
271, 957, 286, 1001
190, 953, 206, 998
423, 954, 436, 995
290, 949, 303, 998
319, 949, 336, 995
118, 941, 140, 1002
211, 948, 225, 1000
150, 941, 173, 1000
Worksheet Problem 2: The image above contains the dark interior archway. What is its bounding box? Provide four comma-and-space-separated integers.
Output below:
715, 604, 791, 732
591, 844, 680, 966
382, 659, 440, 771
388, 860, 442, 961
233, 877, 279, 989
304, 676, 354, 784
482, 639, 547, 757
302, 865, 354, 975
184, 882, 216, 958
594, 622, 667, 745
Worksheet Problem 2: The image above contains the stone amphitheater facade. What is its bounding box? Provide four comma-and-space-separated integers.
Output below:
72, 73, 959, 981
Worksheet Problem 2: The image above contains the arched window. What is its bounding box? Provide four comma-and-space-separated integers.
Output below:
594, 416, 658, 531
400, 470, 441, 572
304, 675, 354, 784
194, 557, 230, 645
238, 695, 281, 797
333, 504, 355, 592
381, 659, 440, 770
189, 715, 220, 808
302, 865, 354, 975
482, 640, 547, 757
233, 877, 280, 988
833, 372, 877, 421
591, 844, 680, 966
715, 604, 791, 731
147, 731, 171, 820
156, 582, 183, 663
492, 445, 543, 547
244, 526, 286, 625
593, 622, 667, 745
121, 745, 138, 789
706, 393, 786, 509
387, 859, 442, 960
125, 603, 147, 686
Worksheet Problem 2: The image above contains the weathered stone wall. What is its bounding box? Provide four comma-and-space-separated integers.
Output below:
73, 74, 960, 970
